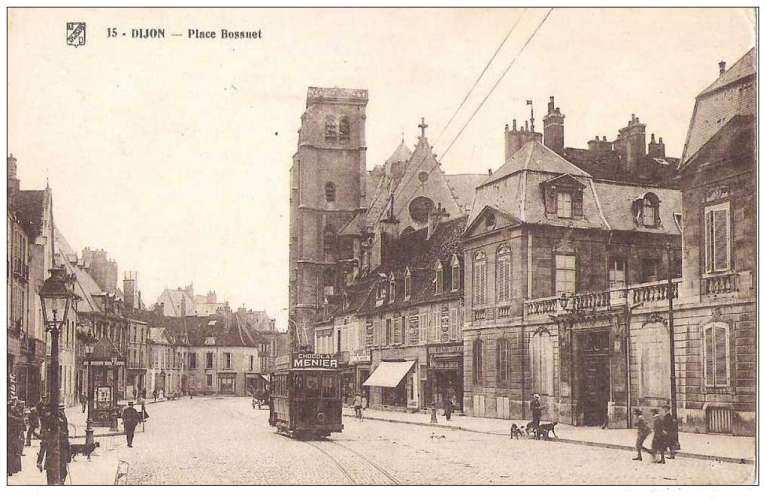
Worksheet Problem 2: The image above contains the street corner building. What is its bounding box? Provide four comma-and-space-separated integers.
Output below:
289, 47, 756, 437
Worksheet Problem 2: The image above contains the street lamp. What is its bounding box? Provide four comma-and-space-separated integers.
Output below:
83, 334, 97, 448
39, 266, 76, 485
665, 241, 678, 420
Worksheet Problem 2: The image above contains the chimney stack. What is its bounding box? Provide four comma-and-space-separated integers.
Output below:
7, 154, 20, 207
543, 96, 565, 153
123, 271, 138, 310
504, 117, 542, 161
719, 61, 726, 76
618, 114, 646, 172
647, 133, 666, 159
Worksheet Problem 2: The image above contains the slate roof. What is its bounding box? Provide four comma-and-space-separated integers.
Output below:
136, 311, 276, 348
14, 190, 47, 239
357, 216, 466, 315
562, 148, 679, 187
445, 174, 487, 214
592, 181, 681, 235
681, 48, 756, 167
479, 140, 590, 188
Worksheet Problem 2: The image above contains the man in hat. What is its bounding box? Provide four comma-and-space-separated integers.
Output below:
121, 401, 142, 448
662, 404, 678, 459
650, 408, 666, 464
632, 408, 653, 461
531, 394, 543, 431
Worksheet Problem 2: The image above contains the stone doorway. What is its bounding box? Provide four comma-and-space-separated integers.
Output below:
580, 330, 610, 426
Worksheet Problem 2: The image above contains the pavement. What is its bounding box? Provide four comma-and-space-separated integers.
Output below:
342, 407, 756, 464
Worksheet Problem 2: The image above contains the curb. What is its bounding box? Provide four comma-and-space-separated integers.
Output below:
343, 412, 754, 465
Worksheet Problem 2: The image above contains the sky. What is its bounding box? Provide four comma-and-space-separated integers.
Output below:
7, 8, 756, 329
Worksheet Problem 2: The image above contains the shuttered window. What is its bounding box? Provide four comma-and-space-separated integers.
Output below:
496, 246, 512, 303
704, 322, 730, 387
473, 251, 487, 306
705, 202, 731, 273
473, 338, 483, 385
496, 338, 511, 388
555, 254, 576, 296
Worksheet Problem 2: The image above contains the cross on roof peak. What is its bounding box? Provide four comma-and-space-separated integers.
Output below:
418, 117, 428, 138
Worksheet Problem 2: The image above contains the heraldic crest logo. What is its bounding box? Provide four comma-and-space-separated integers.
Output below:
66, 21, 86, 47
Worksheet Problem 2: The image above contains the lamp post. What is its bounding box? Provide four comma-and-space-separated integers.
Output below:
84, 335, 96, 448
111, 354, 119, 431
39, 267, 75, 485
666, 241, 678, 420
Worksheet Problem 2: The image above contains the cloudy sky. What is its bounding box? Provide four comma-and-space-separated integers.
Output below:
7, 8, 755, 328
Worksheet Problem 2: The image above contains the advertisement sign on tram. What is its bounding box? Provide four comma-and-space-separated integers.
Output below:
291, 352, 338, 369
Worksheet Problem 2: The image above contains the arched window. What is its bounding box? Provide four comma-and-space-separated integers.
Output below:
434, 261, 444, 294
473, 251, 487, 306
496, 337, 511, 388
324, 182, 336, 202
450, 254, 461, 292
473, 337, 483, 386
496, 246, 511, 303
530, 328, 554, 396
404, 267, 412, 300
642, 193, 660, 227
338, 116, 350, 142
325, 115, 337, 142
703, 321, 730, 388
323, 225, 336, 255
389, 275, 396, 303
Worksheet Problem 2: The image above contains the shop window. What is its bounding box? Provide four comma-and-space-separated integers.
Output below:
703, 322, 730, 388
206, 374, 213, 386
705, 202, 731, 273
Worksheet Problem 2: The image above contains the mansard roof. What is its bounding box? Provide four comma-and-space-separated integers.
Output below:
479, 141, 591, 188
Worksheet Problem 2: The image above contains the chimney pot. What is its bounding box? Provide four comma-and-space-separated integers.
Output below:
719, 61, 726, 75
512, 119, 517, 131
659, 137, 664, 144
548, 96, 555, 113
602, 136, 607, 142
488, 168, 493, 176
650, 133, 656, 143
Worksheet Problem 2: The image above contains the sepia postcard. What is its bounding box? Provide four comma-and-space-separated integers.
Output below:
2, 5, 759, 488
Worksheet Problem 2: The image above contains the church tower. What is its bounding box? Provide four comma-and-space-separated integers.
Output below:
288, 87, 368, 350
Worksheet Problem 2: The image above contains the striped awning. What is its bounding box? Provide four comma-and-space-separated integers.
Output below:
362, 361, 415, 388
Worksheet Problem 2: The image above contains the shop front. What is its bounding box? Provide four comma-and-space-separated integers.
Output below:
349, 351, 371, 405
218, 372, 237, 394
429, 342, 464, 411
363, 359, 416, 410
245, 373, 270, 395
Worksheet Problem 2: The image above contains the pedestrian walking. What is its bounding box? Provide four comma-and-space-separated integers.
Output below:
137, 394, 149, 421
7, 400, 24, 476
531, 393, 542, 431
36, 405, 71, 485
26, 406, 40, 446
662, 404, 679, 459
444, 396, 453, 421
153, 388, 157, 402
353, 393, 363, 420
122, 401, 142, 448
650, 408, 666, 464
80, 392, 87, 413
632, 408, 653, 461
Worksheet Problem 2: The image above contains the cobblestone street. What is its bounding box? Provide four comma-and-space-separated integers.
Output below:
115, 398, 754, 485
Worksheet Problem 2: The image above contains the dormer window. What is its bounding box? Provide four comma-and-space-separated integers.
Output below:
435, 261, 444, 294
404, 268, 412, 301
633, 192, 661, 228
543, 175, 585, 219
389, 275, 396, 303
375, 282, 386, 307
450, 254, 461, 292
557, 191, 572, 218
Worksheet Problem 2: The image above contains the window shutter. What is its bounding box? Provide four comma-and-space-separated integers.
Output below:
545, 187, 557, 214
572, 190, 583, 216
704, 326, 715, 386
713, 209, 729, 271
714, 326, 727, 385
705, 211, 714, 273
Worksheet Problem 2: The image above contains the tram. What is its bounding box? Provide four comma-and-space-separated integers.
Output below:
269, 352, 343, 438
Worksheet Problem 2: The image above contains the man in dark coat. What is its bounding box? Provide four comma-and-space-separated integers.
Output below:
26, 406, 40, 446
8, 400, 24, 476
37, 405, 71, 485
662, 404, 679, 459
650, 408, 666, 464
122, 401, 142, 448
531, 394, 542, 430
632, 408, 653, 461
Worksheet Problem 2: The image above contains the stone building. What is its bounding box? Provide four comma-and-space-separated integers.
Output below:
666, 49, 756, 435
155, 284, 228, 317
81, 247, 118, 293
462, 99, 682, 428
288, 87, 370, 350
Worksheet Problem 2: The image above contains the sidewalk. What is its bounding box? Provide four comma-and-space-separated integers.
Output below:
7, 434, 123, 485
65, 395, 184, 438
343, 407, 755, 465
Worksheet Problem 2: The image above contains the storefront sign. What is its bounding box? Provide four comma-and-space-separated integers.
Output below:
350, 352, 370, 364
292, 352, 338, 369
431, 357, 460, 370
430, 343, 462, 355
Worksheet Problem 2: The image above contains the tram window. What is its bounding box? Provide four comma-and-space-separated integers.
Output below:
305, 375, 320, 397
293, 373, 304, 394
322, 375, 338, 398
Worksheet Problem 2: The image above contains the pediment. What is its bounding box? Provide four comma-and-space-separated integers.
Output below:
464, 205, 521, 238
542, 173, 587, 190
